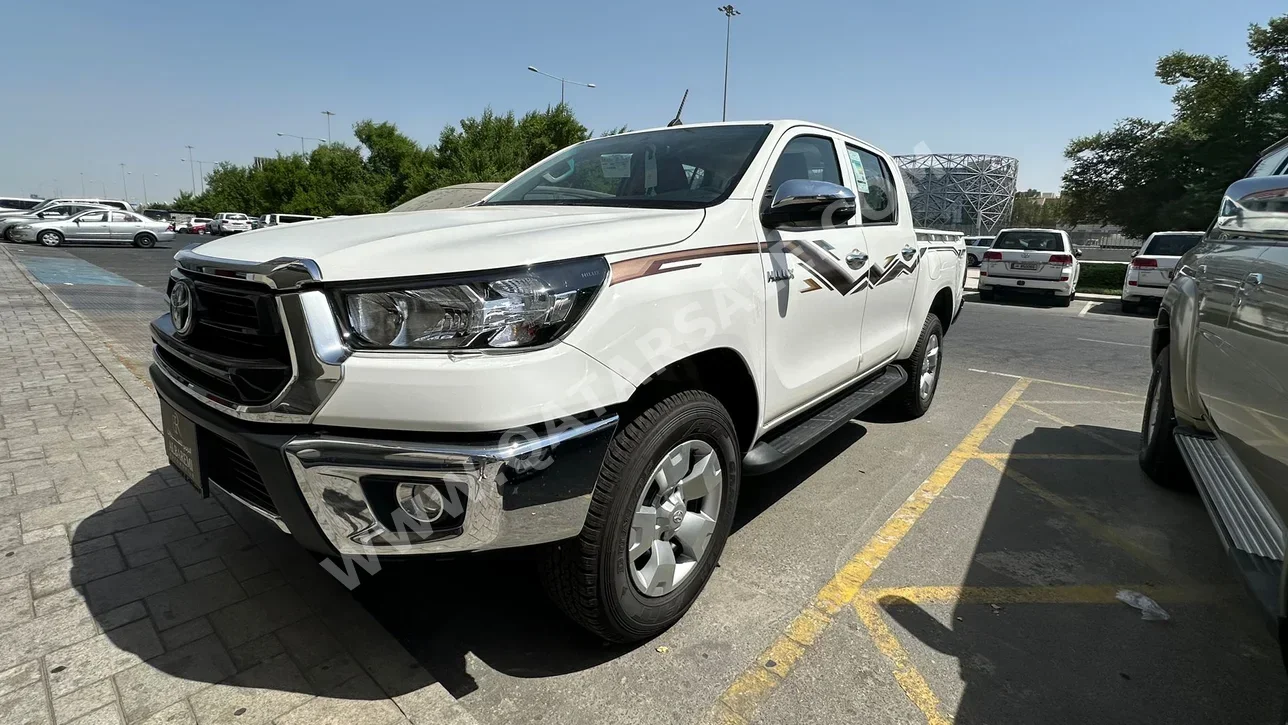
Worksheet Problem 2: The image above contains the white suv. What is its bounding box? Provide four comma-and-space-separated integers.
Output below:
208, 212, 252, 235
1120, 231, 1205, 313
977, 227, 1081, 306
150, 120, 965, 641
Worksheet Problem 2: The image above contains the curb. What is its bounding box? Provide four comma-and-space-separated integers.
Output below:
0, 244, 164, 432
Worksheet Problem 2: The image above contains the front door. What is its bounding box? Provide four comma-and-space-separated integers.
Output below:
69, 210, 109, 242
758, 130, 868, 424
845, 143, 918, 370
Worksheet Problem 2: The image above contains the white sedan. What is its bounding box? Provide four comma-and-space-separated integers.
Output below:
1121, 231, 1205, 313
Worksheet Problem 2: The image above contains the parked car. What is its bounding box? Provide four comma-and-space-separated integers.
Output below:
207, 212, 252, 235
1120, 231, 1206, 313
176, 217, 212, 234
963, 236, 995, 266
977, 228, 1082, 306
149, 120, 966, 642
0, 203, 111, 241
261, 213, 321, 226
0, 197, 130, 220
10, 209, 175, 248
1139, 134, 1288, 680
0, 196, 43, 212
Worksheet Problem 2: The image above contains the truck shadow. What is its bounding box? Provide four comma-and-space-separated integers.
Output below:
68, 423, 872, 704
872, 423, 1287, 723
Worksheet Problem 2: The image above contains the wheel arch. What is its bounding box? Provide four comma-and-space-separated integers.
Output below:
618, 347, 759, 454
930, 285, 955, 335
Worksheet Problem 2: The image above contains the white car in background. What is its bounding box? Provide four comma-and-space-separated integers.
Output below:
977, 228, 1081, 306
1120, 231, 1205, 314
208, 212, 252, 235
963, 236, 994, 267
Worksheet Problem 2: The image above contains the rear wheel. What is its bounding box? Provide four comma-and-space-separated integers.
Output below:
967, 254, 979, 267
978, 287, 995, 301
38, 230, 62, 247
1055, 293, 1073, 307
888, 312, 943, 420
133, 233, 157, 249
1139, 345, 1192, 490
540, 390, 740, 642
1122, 299, 1139, 314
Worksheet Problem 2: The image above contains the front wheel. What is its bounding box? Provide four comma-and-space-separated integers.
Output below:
38, 230, 63, 247
1139, 345, 1192, 490
887, 312, 944, 420
540, 390, 740, 642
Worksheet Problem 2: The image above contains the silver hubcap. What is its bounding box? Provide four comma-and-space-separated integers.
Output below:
919, 334, 940, 400
40, 233, 56, 245
629, 440, 723, 597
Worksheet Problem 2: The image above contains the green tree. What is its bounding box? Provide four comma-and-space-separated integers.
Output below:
1062, 13, 1288, 238
1010, 190, 1070, 228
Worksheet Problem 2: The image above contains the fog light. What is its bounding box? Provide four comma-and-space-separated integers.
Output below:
396, 482, 445, 523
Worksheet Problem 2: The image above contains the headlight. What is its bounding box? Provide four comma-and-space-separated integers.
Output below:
341, 257, 608, 350
13, 225, 31, 231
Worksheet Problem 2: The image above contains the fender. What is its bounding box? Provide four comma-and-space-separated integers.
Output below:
1159, 268, 1207, 429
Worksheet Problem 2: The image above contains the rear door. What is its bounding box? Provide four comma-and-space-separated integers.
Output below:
985, 230, 1072, 281
108, 211, 143, 242
69, 210, 109, 242
1134, 233, 1204, 288
846, 142, 917, 369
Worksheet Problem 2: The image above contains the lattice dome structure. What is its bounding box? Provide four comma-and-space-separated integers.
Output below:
893, 154, 1018, 234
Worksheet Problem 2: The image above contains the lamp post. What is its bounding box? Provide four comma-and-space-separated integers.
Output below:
526, 66, 595, 105
184, 145, 196, 194
718, 5, 741, 121
180, 158, 213, 195
120, 163, 128, 202
128, 172, 157, 206
322, 110, 335, 142
276, 132, 325, 155
80, 172, 86, 196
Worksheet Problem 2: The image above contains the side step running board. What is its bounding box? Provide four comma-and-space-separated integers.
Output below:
743, 365, 907, 476
1173, 427, 1284, 620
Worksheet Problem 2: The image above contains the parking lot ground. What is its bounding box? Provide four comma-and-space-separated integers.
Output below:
0, 240, 1283, 724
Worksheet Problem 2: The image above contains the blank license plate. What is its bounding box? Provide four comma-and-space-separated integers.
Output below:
1011, 262, 1040, 270
159, 398, 207, 496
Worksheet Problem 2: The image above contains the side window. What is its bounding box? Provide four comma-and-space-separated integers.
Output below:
768, 135, 843, 195
110, 212, 134, 222
78, 212, 107, 223
847, 145, 898, 225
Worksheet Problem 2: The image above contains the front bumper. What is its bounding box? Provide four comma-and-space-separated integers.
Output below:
152, 364, 617, 557
11, 228, 36, 242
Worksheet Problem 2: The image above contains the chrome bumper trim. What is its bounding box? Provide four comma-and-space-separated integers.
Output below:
283, 415, 619, 556
211, 480, 290, 534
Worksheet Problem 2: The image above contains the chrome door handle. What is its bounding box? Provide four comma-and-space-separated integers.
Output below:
846, 249, 868, 270
1246, 272, 1264, 286
902, 245, 917, 261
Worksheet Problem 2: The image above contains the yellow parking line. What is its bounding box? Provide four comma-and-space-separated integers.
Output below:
855, 598, 951, 725
860, 584, 1211, 606
1014, 402, 1136, 454
973, 453, 1136, 461
1021, 400, 1142, 405
702, 378, 1031, 724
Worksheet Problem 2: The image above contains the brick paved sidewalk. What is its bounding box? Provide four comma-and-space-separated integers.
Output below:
0, 249, 474, 724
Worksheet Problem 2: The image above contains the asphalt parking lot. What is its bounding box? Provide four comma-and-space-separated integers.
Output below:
2, 238, 1283, 724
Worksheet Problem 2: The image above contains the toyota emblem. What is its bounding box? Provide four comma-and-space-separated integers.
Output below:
169, 281, 195, 335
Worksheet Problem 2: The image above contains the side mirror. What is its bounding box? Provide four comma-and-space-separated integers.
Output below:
1130, 250, 1138, 258
36, 212, 45, 218
761, 179, 857, 229
1215, 175, 1288, 241
1074, 249, 1083, 258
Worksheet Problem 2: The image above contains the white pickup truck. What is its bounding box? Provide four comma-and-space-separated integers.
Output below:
150, 120, 966, 641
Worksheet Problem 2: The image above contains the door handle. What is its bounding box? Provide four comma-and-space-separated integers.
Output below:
846, 249, 868, 270
901, 245, 917, 261
1245, 272, 1264, 287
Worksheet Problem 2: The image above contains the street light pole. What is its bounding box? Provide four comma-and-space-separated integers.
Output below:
276, 132, 325, 155
322, 110, 335, 142
185, 145, 196, 194
526, 66, 595, 105
80, 172, 85, 196
718, 5, 740, 122
120, 163, 128, 202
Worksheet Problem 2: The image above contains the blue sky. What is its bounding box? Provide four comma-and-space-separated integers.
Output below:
0, 0, 1279, 205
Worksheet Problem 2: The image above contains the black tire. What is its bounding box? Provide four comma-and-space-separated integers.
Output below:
133, 233, 157, 249
1139, 345, 1192, 490
38, 230, 62, 248
967, 254, 979, 267
1055, 293, 1073, 307
2, 227, 13, 242
978, 287, 995, 301
1122, 299, 1139, 314
540, 390, 740, 642
888, 313, 944, 420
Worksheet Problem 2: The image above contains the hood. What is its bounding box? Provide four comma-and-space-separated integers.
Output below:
189, 205, 705, 281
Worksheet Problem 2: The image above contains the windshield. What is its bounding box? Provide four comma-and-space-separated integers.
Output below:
993, 231, 1064, 251
1143, 233, 1203, 256
484, 124, 773, 209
